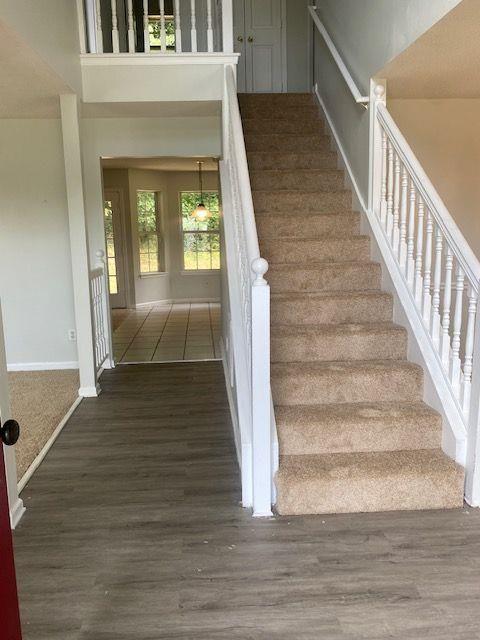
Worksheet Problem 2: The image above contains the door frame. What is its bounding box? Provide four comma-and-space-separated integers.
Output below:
235, 0, 288, 93
103, 188, 133, 310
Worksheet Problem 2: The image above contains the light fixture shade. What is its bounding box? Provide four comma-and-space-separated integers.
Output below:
192, 202, 212, 222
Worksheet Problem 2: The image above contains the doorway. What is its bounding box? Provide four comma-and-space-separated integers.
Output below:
103, 190, 128, 309
234, 0, 286, 93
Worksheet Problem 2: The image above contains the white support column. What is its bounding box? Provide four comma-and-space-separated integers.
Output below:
368, 80, 386, 217
127, 0, 135, 52
174, 0, 182, 52
221, 0, 234, 53
60, 95, 99, 398
190, 0, 198, 52
143, 0, 150, 52
207, 0, 214, 52
76, 0, 87, 53
251, 258, 272, 517
94, 0, 104, 53
111, 0, 120, 52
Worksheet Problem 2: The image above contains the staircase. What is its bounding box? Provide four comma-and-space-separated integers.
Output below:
239, 92, 464, 516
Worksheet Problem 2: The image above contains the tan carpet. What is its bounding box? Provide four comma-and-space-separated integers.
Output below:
240, 92, 464, 515
8, 370, 80, 481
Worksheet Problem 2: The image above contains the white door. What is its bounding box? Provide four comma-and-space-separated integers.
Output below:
104, 191, 127, 309
234, 0, 284, 93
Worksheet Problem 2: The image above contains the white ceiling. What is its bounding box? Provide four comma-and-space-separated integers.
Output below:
382, 0, 480, 99
101, 156, 219, 172
0, 20, 69, 118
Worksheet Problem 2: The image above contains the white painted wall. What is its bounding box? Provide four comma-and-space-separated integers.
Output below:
0, 0, 82, 93
103, 167, 221, 305
0, 120, 77, 368
81, 115, 222, 293
389, 98, 480, 260
313, 0, 462, 199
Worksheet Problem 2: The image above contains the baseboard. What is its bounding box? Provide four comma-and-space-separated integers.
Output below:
18, 396, 83, 495
136, 297, 220, 308
79, 383, 101, 397
7, 361, 79, 372
10, 497, 25, 529
314, 84, 467, 465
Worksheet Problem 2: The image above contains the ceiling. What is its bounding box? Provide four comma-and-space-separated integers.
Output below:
101, 156, 219, 172
0, 20, 70, 118
381, 0, 480, 99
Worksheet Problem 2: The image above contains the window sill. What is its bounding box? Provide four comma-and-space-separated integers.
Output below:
139, 271, 168, 278
180, 269, 220, 276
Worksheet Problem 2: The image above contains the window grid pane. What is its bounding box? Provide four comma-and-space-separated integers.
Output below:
181, 191, 220, 271
104, 200, 119, 295
137, 191, 162, 274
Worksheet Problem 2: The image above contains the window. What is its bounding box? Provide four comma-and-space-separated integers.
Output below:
148, 12, 176, 50
104, 199, 118, 294
137, 191, 164, 274
181, 191, 220, 271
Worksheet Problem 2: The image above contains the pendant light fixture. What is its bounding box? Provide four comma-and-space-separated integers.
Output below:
191, 161, 212, 222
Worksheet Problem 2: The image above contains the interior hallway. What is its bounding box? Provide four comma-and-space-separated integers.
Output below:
12, 361, 480, 639
112, 302, 221, 363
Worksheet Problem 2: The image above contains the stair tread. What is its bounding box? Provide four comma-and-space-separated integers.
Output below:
269, 260, 380, 271
262, 234, 367, 242
271, 289, 390, 300
272, 322, 405, 337
272, 359, 421, 374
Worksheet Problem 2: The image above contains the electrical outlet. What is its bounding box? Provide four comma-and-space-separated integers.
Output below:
68, 330, 77, 341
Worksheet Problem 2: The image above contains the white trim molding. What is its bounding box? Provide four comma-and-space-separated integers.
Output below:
81, 53, 240, 66
7, 361, 79, 372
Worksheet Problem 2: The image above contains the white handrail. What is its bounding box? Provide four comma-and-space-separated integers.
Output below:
376, 103, 480, 287
308, 5, 369, 105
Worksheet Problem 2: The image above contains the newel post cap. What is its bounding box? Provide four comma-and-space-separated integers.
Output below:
374, 84, 385, 100
252, 257, 269, 286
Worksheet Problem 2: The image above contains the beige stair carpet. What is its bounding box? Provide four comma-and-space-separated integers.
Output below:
239, 92, 464, 515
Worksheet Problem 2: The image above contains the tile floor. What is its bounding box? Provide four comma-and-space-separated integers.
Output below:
112, 302, 221, 363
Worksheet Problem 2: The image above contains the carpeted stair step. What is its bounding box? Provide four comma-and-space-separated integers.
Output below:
271, 323, 407, 363
271, 360, 423, 406
261, 236, 370, 265
240, 105, 321, 120
239, 92, 314, 106
275, 449, 464, 515
242, 118, 324, 135
248, 151, 337, 171
245, 133, 330, 152
253, 190, 351, 213
267, 262, 382, 293
251, 169, 345, 191
276, 401, 441, 455
271, 291, 394, 325
257, 212, 360, 238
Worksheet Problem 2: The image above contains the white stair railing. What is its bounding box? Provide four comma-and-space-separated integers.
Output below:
89, 250, 113, 376
220, 65, 275, 517
371, 86, 480, 503
81, 0, 230, 54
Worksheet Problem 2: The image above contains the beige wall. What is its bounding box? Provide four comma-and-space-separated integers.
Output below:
103, 168, 220, 306
389, 98, 480, 259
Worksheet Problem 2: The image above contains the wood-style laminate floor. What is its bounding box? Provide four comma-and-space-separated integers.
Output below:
12, 362, 480, 639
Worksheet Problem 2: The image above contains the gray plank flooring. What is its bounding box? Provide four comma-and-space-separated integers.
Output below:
12, 362, 480, 639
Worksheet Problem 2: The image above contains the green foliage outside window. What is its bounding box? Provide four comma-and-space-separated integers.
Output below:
181, 192, 220, 270
137, 191, 163, 274
149, 17, 176, 49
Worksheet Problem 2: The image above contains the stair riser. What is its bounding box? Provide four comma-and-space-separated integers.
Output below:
245, 134, 330, 152
239, 94, 314, 106
261, 237, 370, 264
251, 171, 344, 191
268, 264, 382, 293
271, 330, 407, 363
253, 191, 351, 213
240, 106, 321, 120
272, 365, 423, 406
271, 294, 393, 325
275, 472, 464, 515
257, 213, 360, 239
248, 152, 337, 171
242, 119, 324, 135
277, 414, 441, 455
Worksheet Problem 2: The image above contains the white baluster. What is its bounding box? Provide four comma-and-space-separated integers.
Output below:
451, 265, 465, 396
414, 197, 424, 305
421, 209, 433, 324
95, 0, 103, 53
127, 0, 135, 52
111, 0, 120, 52
392, 152, 401, 252
207, 0, 214, 52
143, 0, 150, 52
175, 0, 182, 52
463, 286, 478, 415
379, 129, 387, 226
440, 246, 453, 368
406, 180, 416, 288
190, 0, 198, 52
159, 0, 167, 52
386, 140, 394, 238
399, 164, 408, 269
430, 223, 443, 345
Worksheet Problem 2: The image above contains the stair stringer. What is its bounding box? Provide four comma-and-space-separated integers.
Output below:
314, 84, 467, 468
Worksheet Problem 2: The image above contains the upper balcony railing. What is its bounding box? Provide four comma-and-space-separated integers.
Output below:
77, 0, 233, 56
